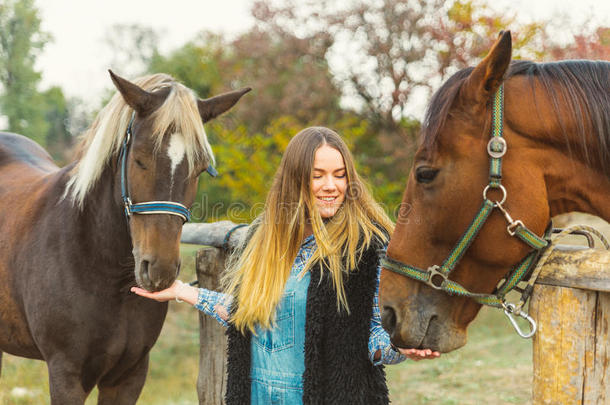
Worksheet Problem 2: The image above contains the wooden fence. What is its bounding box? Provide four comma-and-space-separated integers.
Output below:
182, 222, 610, 405
530, 248, 610, 404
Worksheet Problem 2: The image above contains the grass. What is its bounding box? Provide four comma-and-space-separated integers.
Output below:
1, 243, 535, 404
387, 307, 532, 404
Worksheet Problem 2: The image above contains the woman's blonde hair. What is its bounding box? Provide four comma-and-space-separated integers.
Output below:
222, 127, 394, 334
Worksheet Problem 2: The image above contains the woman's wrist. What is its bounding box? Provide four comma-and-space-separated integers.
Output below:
174, 280, 186, 303
174, 280, 199, 305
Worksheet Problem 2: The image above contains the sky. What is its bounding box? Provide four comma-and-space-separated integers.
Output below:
35, 0, 610, 108
37, 0, 255, 99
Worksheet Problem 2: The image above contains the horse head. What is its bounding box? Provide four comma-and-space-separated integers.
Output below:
107, 71, 250, 291
379, 30, 610, 352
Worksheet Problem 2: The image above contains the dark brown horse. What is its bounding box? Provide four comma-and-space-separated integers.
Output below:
380, 31, 610, 353
0, 71, 249, 404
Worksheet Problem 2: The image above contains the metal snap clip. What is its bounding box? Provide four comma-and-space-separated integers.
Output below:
503, 302, 537, 338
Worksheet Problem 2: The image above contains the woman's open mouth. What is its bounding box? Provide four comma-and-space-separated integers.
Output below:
317, 196, 338, 204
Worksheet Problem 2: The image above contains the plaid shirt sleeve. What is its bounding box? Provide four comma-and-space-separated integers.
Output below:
368, 250, 407, 365
194, 288, 232, 328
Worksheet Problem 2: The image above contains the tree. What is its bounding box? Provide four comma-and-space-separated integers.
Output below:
0, 0, 51, 144
105, 23, 161, 80
148, 32, 224, 99
131, 0, 609, 222
146, 27, 348, 222
42, 86, 72, 163
249, 0, 546, 208
543, 26, 610, 60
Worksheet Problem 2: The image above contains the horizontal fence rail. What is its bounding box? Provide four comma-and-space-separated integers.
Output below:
182, 221, 249, 249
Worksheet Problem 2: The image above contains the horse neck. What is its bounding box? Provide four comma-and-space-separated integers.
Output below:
541, 150, 610, 221
68, 164, 134, 265
505, 77, 610, 222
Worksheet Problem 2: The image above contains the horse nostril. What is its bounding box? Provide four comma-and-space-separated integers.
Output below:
381, 306, 397, 335
141, 260, 151, 285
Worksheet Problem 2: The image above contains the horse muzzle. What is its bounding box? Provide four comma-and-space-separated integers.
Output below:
134, 253, 181, 292
381, 298, 467, 353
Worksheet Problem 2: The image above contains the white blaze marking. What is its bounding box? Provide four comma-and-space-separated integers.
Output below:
167, 132, 186, 176
167, 133, 186, 197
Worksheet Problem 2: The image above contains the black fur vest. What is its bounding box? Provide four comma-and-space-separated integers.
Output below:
225, 236, 389, 405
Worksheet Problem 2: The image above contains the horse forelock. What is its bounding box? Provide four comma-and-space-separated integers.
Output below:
420, 67, 474, 153
65, 74, 214, 207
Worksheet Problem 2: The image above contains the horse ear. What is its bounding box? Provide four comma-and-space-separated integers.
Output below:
197, 88, 251, 123
108, 70, 167, 116
461, 31, 512, 105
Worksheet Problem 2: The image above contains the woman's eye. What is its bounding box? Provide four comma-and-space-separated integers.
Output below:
415, 166, 439, 184
135, 159, 147, 169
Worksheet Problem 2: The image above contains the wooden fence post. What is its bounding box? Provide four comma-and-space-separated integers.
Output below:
530, 248, 610, 404
195, 247, 228, 405
182, 222, 248, 405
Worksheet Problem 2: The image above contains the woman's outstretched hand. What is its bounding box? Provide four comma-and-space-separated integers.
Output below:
398, 348, 441, 361
131, 280, 198, 305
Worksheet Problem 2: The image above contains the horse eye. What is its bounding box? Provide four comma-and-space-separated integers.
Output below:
415, 166, 439, 184
135, 159, 147, 170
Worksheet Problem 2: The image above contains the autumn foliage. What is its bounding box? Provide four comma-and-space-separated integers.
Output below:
2, 0, 608, 221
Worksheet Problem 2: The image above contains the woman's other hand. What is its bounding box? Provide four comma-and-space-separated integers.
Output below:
398, 348, 441, 361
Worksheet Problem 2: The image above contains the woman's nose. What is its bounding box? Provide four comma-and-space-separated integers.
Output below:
322, 177, 337, 191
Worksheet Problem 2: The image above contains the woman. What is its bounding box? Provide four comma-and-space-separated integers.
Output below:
132, 127, 439, 404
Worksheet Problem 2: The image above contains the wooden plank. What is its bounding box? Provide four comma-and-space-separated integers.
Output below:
181, 221, 249, 249
536, 248, 610, 292
582, 292, 610, 405
530, 284, 597, 404
196, 247, 228, 405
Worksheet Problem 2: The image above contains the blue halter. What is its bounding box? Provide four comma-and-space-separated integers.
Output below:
118, 112, 217, 223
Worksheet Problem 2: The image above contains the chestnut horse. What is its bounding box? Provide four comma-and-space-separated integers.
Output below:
0, 71, 249, 404
380, 31, 609, 353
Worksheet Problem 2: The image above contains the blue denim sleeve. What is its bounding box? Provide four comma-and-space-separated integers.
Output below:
369, 250, 407, 365
193, 288, 231, 328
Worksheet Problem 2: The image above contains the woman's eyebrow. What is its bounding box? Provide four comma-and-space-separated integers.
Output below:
313, 167, 346, 173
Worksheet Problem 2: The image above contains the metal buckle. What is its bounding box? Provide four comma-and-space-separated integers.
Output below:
503, 302, 537, 338
427, 265, 447, 290
487, 137, 507, 159
124, 198, 133, 217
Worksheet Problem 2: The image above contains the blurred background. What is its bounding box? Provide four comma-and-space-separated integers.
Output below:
2, 0, 609, 223
1, 0, 608, 403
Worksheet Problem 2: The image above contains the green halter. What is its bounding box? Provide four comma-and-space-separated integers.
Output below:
381, 85, 551, 338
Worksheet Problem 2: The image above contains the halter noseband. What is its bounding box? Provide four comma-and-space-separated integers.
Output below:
381, 85, 551, 338
117, 112, 217, 223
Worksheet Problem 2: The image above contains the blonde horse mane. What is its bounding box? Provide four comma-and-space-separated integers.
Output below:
65, 73, 215, 207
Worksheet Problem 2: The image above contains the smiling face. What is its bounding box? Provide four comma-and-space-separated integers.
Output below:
311, 144, 347, 218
